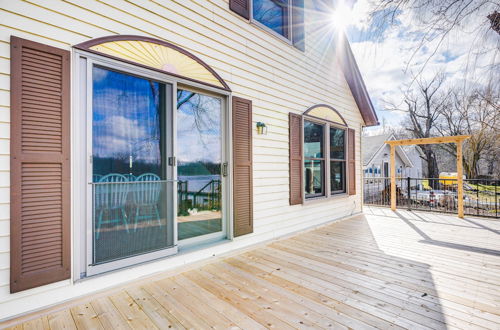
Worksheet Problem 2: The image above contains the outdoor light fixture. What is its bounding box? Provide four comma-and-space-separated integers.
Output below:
256, 122, 267, 135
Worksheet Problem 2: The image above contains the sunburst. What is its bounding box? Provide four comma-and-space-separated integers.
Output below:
90, 40, 224, 88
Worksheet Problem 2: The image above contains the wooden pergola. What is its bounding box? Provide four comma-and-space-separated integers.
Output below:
385, 135, 471, 218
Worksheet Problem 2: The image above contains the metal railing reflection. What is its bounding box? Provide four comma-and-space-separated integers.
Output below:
90, 174, 174, 264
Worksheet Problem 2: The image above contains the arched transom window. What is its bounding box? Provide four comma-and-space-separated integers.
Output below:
75, 35, 230, 91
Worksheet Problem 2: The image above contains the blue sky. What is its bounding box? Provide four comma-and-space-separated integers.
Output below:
339, 0, 498, 134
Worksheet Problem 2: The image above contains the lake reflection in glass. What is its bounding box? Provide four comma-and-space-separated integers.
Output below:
92, 66, 172, 264
177, 90, 222, 240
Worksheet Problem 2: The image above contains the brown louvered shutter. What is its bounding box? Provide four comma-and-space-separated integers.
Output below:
10, 36, 71, 293
232, 96, 253, 237
289, 113, 303, 205
291, 0, 305, 51
230, 0, 250, 19
347, 128, 356, 195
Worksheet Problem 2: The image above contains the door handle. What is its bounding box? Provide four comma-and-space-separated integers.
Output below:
222, 162, 228, 177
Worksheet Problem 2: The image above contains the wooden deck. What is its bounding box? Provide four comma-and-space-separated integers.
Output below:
4, 206, 500, 329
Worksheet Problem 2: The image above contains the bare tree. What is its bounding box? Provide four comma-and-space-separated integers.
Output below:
367, 0, 500, 79
436, 84, 500, 178
386, 72, 448, 184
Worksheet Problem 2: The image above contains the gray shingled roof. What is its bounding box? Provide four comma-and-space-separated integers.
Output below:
362, 133, 392, 166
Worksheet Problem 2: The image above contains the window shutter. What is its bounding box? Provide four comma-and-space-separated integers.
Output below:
289, 113, 303, 205
291, 0, 305, 51
232, 96, 253, 237
230, 0, 250, 19
348, 128, 356, 195
10, 36, 71, 293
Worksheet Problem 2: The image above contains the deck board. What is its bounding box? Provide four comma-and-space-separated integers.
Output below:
4, 207, 500, 329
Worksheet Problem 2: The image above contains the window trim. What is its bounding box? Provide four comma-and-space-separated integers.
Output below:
303, 114, 348, 201
250, 0, 294, 45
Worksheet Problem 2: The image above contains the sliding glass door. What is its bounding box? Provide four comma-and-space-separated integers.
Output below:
176, 89, 224, 242
90, 65, 175, 267
84, 59, 226, 276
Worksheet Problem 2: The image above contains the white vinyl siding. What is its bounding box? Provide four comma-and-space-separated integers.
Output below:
0, 0, 365, 319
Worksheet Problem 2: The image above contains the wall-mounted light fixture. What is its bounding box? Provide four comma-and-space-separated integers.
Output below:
256, 122, 267, 135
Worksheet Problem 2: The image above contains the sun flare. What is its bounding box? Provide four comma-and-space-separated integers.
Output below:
330, 2, 355, 31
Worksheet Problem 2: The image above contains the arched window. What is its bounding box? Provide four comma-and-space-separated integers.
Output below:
302, 105, 349, 199
75, 35, 230, 91
303, 104, 347, 126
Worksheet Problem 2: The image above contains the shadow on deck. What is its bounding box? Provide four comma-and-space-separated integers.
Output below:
3, 206, 500, 329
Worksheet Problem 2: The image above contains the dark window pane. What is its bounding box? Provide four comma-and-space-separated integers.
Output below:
304, 159, 324, 197
330, 127, 345, 159
253, 0, 287, 37
304, 121, 324, 158
331, 161, 345, 193
177, 90, 222, 240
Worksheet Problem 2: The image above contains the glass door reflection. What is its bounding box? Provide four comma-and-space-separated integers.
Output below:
176, 90, 223, 241
91, 66, 173, 264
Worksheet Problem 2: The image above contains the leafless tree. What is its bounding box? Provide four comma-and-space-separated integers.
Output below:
385, 72, 448, 184
436, 83, 500, 178
367, 0, 500, 79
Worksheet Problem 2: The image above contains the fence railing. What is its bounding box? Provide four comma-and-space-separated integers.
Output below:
363, 177, 499, 218
177, 179, 221, 216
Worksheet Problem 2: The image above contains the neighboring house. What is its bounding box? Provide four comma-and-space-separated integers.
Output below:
362, 133, 423, 178
402, 145, 426, 178
0, 0, 378, 320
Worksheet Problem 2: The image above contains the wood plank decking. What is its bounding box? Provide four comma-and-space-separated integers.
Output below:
3, 206, 500, 329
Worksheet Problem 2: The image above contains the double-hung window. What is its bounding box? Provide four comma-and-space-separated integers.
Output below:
330, 127, 346, 193
304, 120, 325, 197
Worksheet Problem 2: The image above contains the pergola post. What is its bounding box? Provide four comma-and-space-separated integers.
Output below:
456, 141, 464, 218
390, 145, 396, 211
385, 135, 470, 217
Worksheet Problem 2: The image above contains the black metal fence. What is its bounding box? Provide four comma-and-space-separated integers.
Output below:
363, 177, 499, 218
178, 179, 221, 216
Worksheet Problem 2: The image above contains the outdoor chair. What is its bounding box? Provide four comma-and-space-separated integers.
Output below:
124, 174, 136, 181
133, 173, 162, 231
94, 173, 130, 239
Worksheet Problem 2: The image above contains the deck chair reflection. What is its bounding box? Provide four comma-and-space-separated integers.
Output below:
133, 173, 162, 231
94, 173, 130, 239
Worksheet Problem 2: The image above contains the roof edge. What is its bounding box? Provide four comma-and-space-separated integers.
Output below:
338, 35, 379, 127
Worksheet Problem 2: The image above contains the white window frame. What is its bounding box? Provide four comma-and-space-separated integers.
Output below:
72, 49, 232, 279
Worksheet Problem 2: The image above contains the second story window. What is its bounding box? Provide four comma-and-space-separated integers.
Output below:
253, 0, 290, 39
229, 0, 305, 50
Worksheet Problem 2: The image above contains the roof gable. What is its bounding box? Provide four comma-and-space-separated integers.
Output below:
362, 133, 413, 167
338, 35, 379, 127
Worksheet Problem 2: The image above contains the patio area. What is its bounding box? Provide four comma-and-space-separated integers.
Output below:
3, 206, 500, 329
